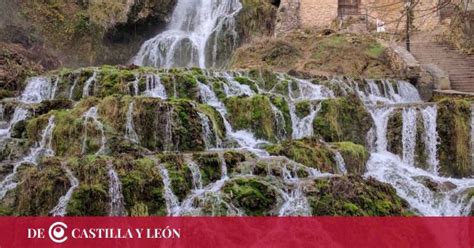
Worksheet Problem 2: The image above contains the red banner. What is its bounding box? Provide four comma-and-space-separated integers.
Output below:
0, 217, 472, 248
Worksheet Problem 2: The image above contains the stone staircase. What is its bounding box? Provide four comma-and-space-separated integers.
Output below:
409, 35, 474, 92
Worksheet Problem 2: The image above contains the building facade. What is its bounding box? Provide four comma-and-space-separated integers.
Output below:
297, 0, 473, 31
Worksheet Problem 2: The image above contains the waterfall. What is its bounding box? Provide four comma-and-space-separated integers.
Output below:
278, 165, 312, 216
397, 81, 422, 102
107, 162, 126, 216
421, 105, 439, 174
0, 116, 56, 200
133, 0, 242, 68
221, 72, 255, 96
270, 103, 287, 140
333, 150, 348, 174
186, 158, 203, 190
402, 107, 418, 166
156, 163, 181, 216
69, 77, 79, 99
369, 107, 394, 152
125, 101, 139, 144
198, 112, 214, 149
128, 76, 140, 96
361, 79, 474, 216
356, 80, 421, 105
471, 104, 474, 173
82, 71, 98, 98
289, 103, 321, 139
0, 107, 28, 139
50, 163, 79, 217
144, 74, 167, 99
81, 107, 107, 155
197, 81, 268, 156
163, 106, 174, 151
23, 115, 56, 165
20, 77, 53, 103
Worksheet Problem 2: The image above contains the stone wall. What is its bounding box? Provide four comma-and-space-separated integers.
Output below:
299, 0, 442, 31
300, 0, 338, 28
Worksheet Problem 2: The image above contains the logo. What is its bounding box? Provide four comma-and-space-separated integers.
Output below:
48, 222, 68, 243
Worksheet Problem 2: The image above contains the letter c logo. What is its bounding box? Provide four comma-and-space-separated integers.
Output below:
48, 222, 68, 243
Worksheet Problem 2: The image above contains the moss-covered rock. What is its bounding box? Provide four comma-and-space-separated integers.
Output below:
193, 153, 222, 186
66, 156, 109, 216
26, 95, 212, 156
314, 95, 373, 146
222, 177, 279, 216
265, 138, 336, 173
225, 95, 280, 141
115, 157, 166, 216
331, 142, 369, 174
307, 176, 411, 216
158, 154, 192, 201
437, 99, 473, 178
14, 158, 69, 216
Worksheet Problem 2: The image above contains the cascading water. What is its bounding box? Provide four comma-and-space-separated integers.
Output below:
0, 115, 56, 200
196, 80, 268, 156
82, 71, 97, 98
0, 107, 28, 139
278, 165, 312, 216
50, 163, 79, 217
333, 151, 348, 174
133, 0, 242, 68
402, 107, 418, 166
186, 158, 203, 190
125, 101, 140, 144
156, 162, 181, 216
289, 103, 321, 140
421, 105, 439, 174
144, 74, 167, 99
357, 80, 474, 216
107, 162, 126, 216
198, 112, 215, 149
82, 107, 107, 155
0, 77, 56, 139
23, 116, 56, 165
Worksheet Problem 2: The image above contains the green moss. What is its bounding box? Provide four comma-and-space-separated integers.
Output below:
295, 100, 311, 118
387, 110, 402, 157
223, 150, 247, 171
67, 184, 109, 216
265, 138, 336, 173
234, 76, 259, 93
193, 153, 222, 186
308, 176, 411, 216
331, 142, 369, 174
224, 95, 278, 141
270, 95, 292, 138
365, 42, 385, 58
15, 158, 69, 216
66, 156, 109, 216
116, 157, 166, 216
159, 154, 193, 201
197, 104, 226, 141
222, 178, 278, 216
314, 95, 373, 145
437, 98, 472, 177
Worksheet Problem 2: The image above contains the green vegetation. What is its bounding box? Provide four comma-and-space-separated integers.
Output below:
308, 176, 411, 216
437, 98, 472, 177
314, 95, 373, 145
265, 138, 336, 173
